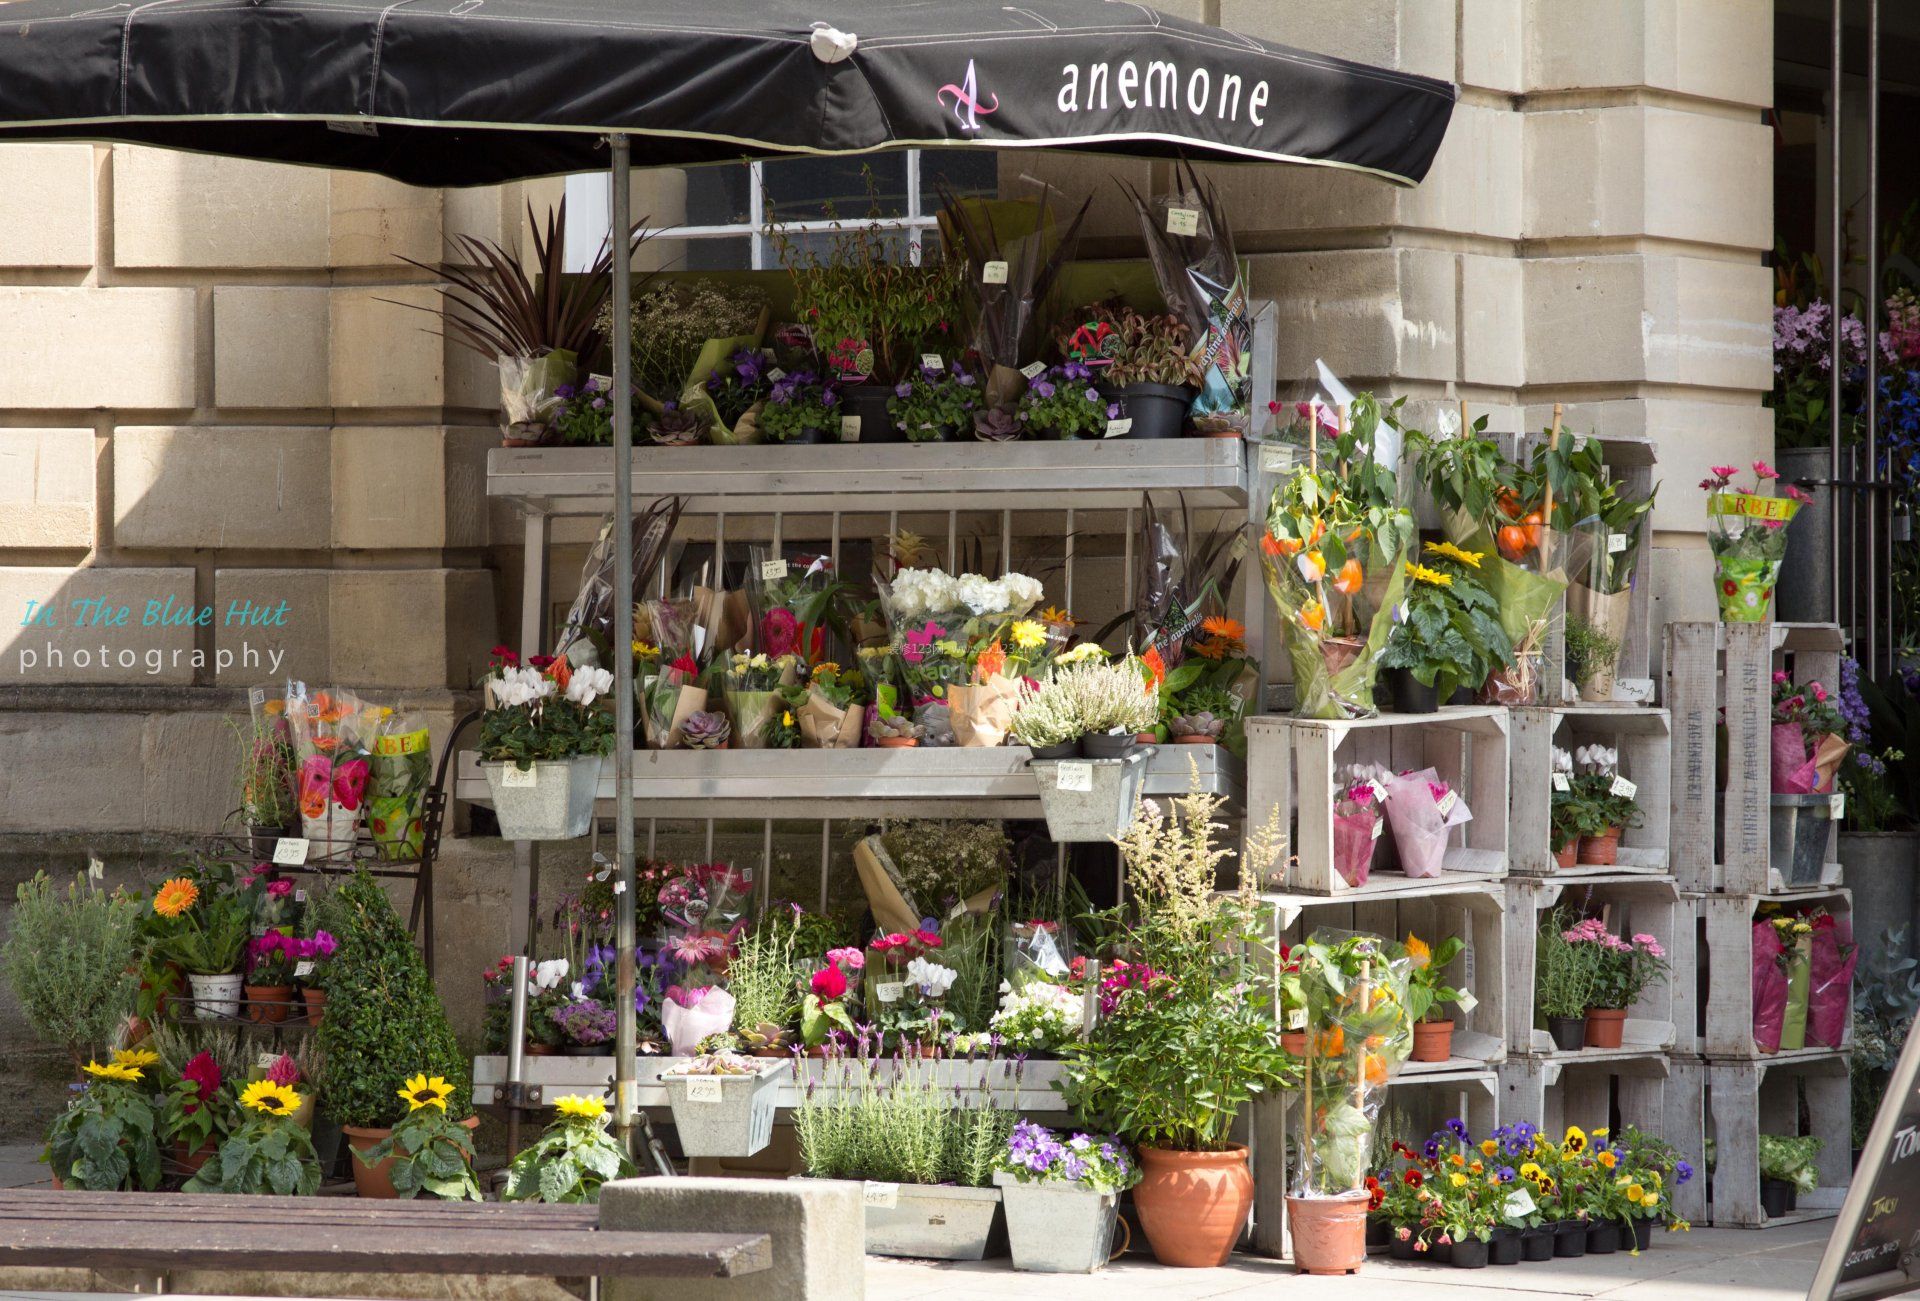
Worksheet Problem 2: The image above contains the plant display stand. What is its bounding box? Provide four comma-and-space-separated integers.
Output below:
1243, 708, 1510, 897
1502, 875, 1687, 1056
1665, 621, 1845, 893
1507, 705, 1672, 876
1702, 1053, 1852, 1227
1495, 1054, 1682, 1150
1689, 887, 1854, 1060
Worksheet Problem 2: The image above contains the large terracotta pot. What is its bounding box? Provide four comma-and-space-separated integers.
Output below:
1577, 828, 1621, 866
174, 1138, 217, 1175
245, 984, 294, 1024
303, 988, 328, 1026
1584, 1007, 1627, 1049
1132, 1144, 1254, 1267
345, 1115, 479, 1199
1411, 1019, 1455, 1063
1286, 1190, 1370, 1275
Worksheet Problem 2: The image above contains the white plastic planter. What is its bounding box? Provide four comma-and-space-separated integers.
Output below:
992, 1174, 1120, 1272
1029, 750, 1149, 842
861, 1182, 1003, 1260
186, 972, 243, 1021
481, 755, 603, 840
661, 1059, 787, 1157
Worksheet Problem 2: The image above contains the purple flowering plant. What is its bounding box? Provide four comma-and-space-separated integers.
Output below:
1016, 361, 1109, 440
993, 1119, 1139, 1193
552, 375, 621, 446
704, 348, 772, 427
757, 368, 840, 443
886, 360, 981, 442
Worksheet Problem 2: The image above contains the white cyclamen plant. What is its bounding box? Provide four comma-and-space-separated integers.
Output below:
988, 980, 1084, 1051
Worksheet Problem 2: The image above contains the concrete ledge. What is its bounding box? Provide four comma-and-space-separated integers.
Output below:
599, 1176, 863, 1301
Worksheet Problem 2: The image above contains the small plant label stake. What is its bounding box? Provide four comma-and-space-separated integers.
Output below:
840, 415, 861, 442
920, 354, 944, 371
981, 260, 1009, 285
1436, 789, 1459, 817
294, 961, 315, 979
255, 1051, 280, 1070
767, 368, 785, 382
1166, 207, 1200, 236
863, 1181, 900, 1209
1020, 360, 1047, 379
1103, 417, 1133, 439
1608, 532, 1630, 554
272, 837, 310, 865
1553, 773, 1571, 792
500, 766, 538, 789
1610, 775, 1638, 800
760, 559, 789, 581
1056, 761, 1093, 792
1616, 678, 1655, 703
683, 1076, 724, 1104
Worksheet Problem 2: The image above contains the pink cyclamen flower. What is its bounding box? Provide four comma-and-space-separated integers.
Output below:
825, 946, 865, 971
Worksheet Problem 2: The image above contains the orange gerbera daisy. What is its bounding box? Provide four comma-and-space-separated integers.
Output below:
153, 877, 198, 918
1201, 616, 1246, 643
975, 640, 1007, 680
1192, 638, 1228, 661
1140, 645, 1167, 692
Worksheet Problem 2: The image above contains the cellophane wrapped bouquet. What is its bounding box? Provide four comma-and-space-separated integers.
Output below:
285, 685, 373, 862
1702, 461, 1808, 622
1290, 932, 1413, 1201
366, 707, 432, 862
1380, 768, 1473, 879
657, 861, 752, 1054
875, 566, 1044, 746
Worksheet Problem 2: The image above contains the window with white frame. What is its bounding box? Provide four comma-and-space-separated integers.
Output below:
562, 150, 999, 272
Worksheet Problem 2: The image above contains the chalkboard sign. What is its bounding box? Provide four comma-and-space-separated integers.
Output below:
1812, 1015, 1920, 1299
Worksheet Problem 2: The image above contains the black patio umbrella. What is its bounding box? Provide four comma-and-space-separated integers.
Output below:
0, 0, 1454, 1152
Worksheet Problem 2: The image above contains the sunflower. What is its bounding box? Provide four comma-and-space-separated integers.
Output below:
1562, 1125, 1588, 1155
1406, 562, 1454, 587
1424, 540, 1484, 568
83, 1059, 142, 1083
1009, 620, 1047, 650
112, 1047, 160, 1070
240, 1079, 301, 1116
399, 1073, 454, 1112
153, 877, 199, 918
554, 1094, 606, 1120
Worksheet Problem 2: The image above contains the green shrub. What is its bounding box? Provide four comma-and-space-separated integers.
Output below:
312, 871, 470, 1127
2, 873, 139, 1065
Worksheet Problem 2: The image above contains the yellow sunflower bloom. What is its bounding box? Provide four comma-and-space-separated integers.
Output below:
239, 1079, 301, 1116
82, 1059, 142, 1083
1562, 1125, 1588, 1155
1450, 1172, 1468, 1188
1423, 540, 1485, 568
1406, 562, 1454, 587
554, 1094, 606, 1120
153, 877, 198, 918
112, 1047, 160, 1070
1009, 620, 1048, 650
398, 1073, 453, 1112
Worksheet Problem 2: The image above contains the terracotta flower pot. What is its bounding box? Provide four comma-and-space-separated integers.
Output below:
1133, 1144, 1254, 1267
1553, 840, 1578, 870
1584, 1007, 1628, 1049
345, 1115, 479, 1199
526, 1042, 556, 1056
876, 737, 919, 748
174, 1138, 217, 1175
303, 988, 328, 1026
1576, 827, 1621, 866
1280, 1031, 1310, 1058
1411, 1019, 1455, 1063
1175, 734, 1218, 745
245, 984, 294, 1024
1135, 732, 1161, 744
1285, 1190, 1370, 1275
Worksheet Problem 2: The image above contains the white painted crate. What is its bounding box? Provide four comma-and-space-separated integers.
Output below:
1256, 881, 1508, 1069
1503, 875, 1687, 1056
1703, 1053, 1852, 1227
1688, 887, 1855, 1060
1508, 704, 1672, 877
1664, 621, 1846, 894
1244, 707, 1510, 897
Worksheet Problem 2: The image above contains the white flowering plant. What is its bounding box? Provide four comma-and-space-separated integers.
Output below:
989, 980, 1084, 1052
478, 648, 617, 766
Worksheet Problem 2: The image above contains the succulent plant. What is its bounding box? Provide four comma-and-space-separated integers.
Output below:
649, 401, 706, 446
738, 1022, 792, 1053
1171, 711, 1227, 739
691, 1032, 741, 1057
1105, 307, 1200, 388
682, 710, 732, 749
915, 702, 955, 747
973, 406, 1025, 442
871, 712, 923, 742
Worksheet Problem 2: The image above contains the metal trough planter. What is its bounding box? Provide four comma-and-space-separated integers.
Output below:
1030, 750, 1150, 842
481, 755, 603, 840
661, 1059, 788, 1157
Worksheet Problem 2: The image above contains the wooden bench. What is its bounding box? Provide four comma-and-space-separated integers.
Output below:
0, 1190, 771, 1289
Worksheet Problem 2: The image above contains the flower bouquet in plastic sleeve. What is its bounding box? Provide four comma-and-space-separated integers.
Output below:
749, 548, 852, 666
1127, 162, 1251, 434
1750, 915, 1790, 1053
639, 598, 713, 749
498, 349, 577, 444
1004, 918, 1074, 991
366, 707, 432, 862
657, 860, 751, 1054
1703, 462, 1808, 622
1761, 910, 1816, 1051
863, 928, 946, 1017
1381, 768, 1473, 879
1806, 906, 1857, 1049
1558, 440, 1656, 696
286, 686, 373, 862
722, 651, 800, 749
1769, 672, 1852, 794
1261, 396, 1415, 719
1332, 769, 1388, 888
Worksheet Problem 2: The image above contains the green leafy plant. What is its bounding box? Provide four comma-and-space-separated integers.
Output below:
726, 915, 808, 1042
1565, 616, 1621, 691
45, 1061, 162, 1190
1103, 307, 1199, 388
356, 1074, 483, 1200
1402, 933, 1469, 1024
1405, 415, 1515, 529
757, 370, 840, 443
501, 1096, 638, 1202
2, 873, 139, 1068
1289, 932, 1414, 1193
312, 871, 470, 1128
1535, 909, 1597, 1019
1378, 541, 1515, 699
1757, 1134, 1823, 1192
612, 279, 767, 405
157, 890, 252, 977
877, 820, 1009, 915
230, 717, 296, 827
184, 1079, 320, 1196
1016, 361, 1108, 440
887, 362, 983, 441
796, 1057, 1014, 1187
159, 1054, 233, 1158
477, 653, 616, 765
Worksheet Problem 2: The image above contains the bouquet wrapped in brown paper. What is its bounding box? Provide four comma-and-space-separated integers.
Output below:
798, 662, 867, 749
946, 674, 1025, 748
640, 597, 723, 749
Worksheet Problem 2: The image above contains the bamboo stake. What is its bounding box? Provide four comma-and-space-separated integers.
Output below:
1543, 403, 1564, 570
1354, 961, 1371, 1120
1458, 398, 1468, 438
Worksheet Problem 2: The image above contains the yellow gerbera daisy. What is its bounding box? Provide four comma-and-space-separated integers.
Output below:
112, 1047, 160, 1070
1009, 620, 1047, 650
1406, 562, 1454, 587
153, 877, 198, 918
399, 1073, 454, 1112
554, 1094, 606, 1120
1424, 540, 1484, 568
1562, 1125, 1588, 1155
83, 1059, 142, 1083
240, 1079, 301, 1116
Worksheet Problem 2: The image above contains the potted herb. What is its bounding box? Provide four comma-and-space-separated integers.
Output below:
161, 1052, 231, 1175
477, 649, 615, 840
1379, 541, 1514, 713
1536, 909, 1596, 1052
1562, 917, 1667, 1049
758, 369, 841, 444
182, 1077, 322, 1196
662, 1050, 790, 1158
1100, 307, 1198, 440
992, 1121, 1139, 1273
888, 360, 982, 443
795, 1055, 1014, 1259
155, 884, 252, 1021
1, 872, 139, 1076
354, 1072, 483, 1200
501, 1095, 638, 1202
1403, 933, 1473, 1063
45, 1056, 163, 1190
1702, 461, 1808, 621
1566, 615, 1623, 703
725, 912, 813, 1054
231, 715, 296, 856
243, 932, 297, 1024
1009, 672, 1086, 758
1017, 361, 1111, 441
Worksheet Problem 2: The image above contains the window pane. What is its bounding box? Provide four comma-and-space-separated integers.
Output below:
671, 234, 752, 271
764, 154, 908, 221
919, 149, 999, 204
681, 162, 752, 228
778, 227, 919, 263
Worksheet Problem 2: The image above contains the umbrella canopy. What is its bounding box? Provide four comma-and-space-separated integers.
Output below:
0, 0, 1453, 187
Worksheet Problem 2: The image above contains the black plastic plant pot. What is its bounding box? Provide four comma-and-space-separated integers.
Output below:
839, 385, 901, 443
1431, 1239, 1453, 1265
1520, 1227, 1556, 1261
1389, 1233, 1419, 1261
1547, 1016, 1588, 1052
1554, 1221, 1588, 1258
1489, 1227, 1523, 1266
1586, 1221, 1620, 1254
1761, 1178, 1795, 1218
1450, 1238, 1489, 1269
1630, 1217, 1655, 1252
1103, 382, 1193, 440
1366, 1215, 1393, 1248
1028, 739, 1082, 760
1386, 668, 1441, 715
1081, 732, 1137, 759
247, 824, 289, 859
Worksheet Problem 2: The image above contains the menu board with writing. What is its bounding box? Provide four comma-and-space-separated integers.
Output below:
1813, 1023, 1920, 1299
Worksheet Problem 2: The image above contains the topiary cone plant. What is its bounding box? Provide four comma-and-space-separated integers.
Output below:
314, 871, 471, 1137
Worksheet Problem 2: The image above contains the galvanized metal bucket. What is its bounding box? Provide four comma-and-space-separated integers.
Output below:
1769, 794, 1833, 885
992, 1174, 1121, 1272
1030, 749, 1150, 842
661, 1059, 787, 1157
481, 754, 603, 840
862, 1182, 1004, 1260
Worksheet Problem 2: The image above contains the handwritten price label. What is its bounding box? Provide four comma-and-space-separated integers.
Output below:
1436, 790, 1459, 817
920, 354, 945, 371
1166, 207, 1201, 236
981, 260, 1009, 285
1610, 776, 1638, 799
1830, 792, 1847, 819
1056, 762, 1094, 792
1103, 418, 1133, 439
683, 1076, 724, 1104
839, 415, 861, 442
293, 961, 315, 978
1020, 361, 1047, 379
1552, 773, 1571, 792
876, 982, 905, 1005
863, 1181, 899, 1209
1608, 532, 1629, 553
272, 837, 311, 865
499, 766, 538, 790
760, 559, 789, 581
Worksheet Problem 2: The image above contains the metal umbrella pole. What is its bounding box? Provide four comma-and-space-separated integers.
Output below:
607, 132, 641, 1159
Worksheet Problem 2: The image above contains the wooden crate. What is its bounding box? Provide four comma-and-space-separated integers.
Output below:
1503, 875, 1687, 1056
1244, 707, 1510, 897
1256, 881, 1508, 1069
1688, 887, 1854, 1060
1703, 1053, 1851, 1227
1508, 704, 1672, 877
1665, 621, 1846, 893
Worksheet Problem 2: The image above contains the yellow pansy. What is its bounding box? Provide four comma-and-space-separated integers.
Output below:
1562, 1125, 1588, 1155
1520, 1162, 1545, 1183
1480, 1139, 1499, 1158
1626, 1183, 1646, 1204
1450, 1172, 1468, 1188
1598, 1150, 1618, 1169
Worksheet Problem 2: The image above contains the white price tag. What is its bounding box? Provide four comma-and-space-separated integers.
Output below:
920, 353, 944, 371
589, 372, 613, 390
1370, 818, 1384, 841
1166, 207, 1201, 236
877, 981, 905, 1005
948, 900, 966, 920
248, 687, 266, 708
1610, 776, 1638, 799
1368, 779, 1388, 803
1020, 360, 1047, 380
1286, 1007, 1307, 1030
863, 1181, 900, 1209
740, 867, 754, 884
1617, 678, 1655, 704
293, 961, 315, 978
1830, 792, 1847, 819
1259, 443, 1291, 473
499, 766, 538, 789
981, 259, 1009, 285
255, 1051, 280, 1070
1056, 761, 1094, 792
766, 367, 786, 382
760, 559, 789, 581
87, 854, 105, 882
1552, 773, 1571, 792
1103, 417, 1133, 439
840, 415, 861, 441
1436, 789, 1459, 817
1571, 433, 1589, 452
683, 1076, 724, 1104
272, 837, 310, 865
1608, 532, 1629, 554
